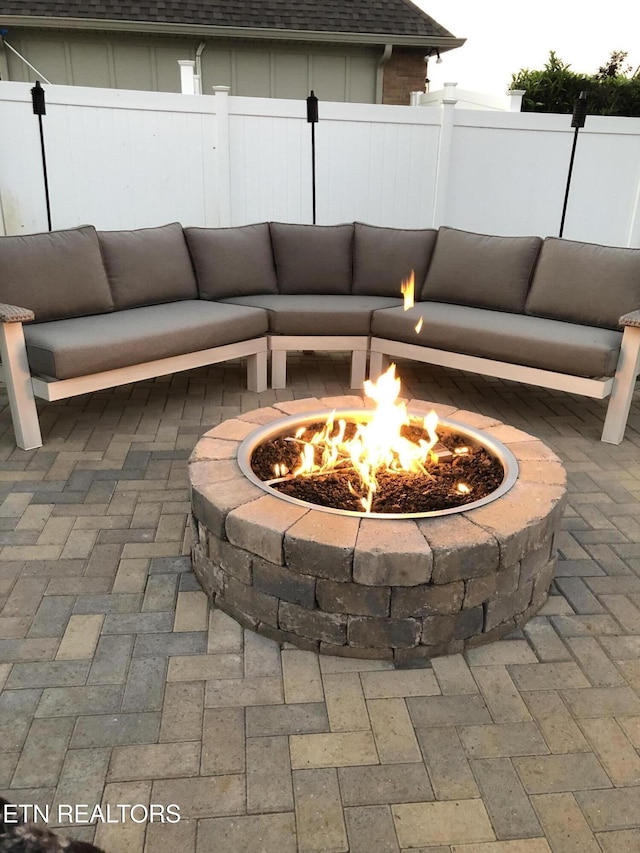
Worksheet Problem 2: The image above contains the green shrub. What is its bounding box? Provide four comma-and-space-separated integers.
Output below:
511, 51, 640, 117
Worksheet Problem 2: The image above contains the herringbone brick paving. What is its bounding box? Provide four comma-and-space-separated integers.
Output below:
0, 353, 639, 852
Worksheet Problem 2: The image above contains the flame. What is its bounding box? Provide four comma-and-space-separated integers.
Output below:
400, 270, 423, 334
289, 364, 440, 513
401, 271, 415, 311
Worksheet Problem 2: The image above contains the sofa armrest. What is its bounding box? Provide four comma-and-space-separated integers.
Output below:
0, 303, 35, 323
620, 309, 640, 328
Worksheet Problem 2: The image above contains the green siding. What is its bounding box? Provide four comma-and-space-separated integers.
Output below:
3, 30, 379, 102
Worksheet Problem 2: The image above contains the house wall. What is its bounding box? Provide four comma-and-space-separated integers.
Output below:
1, 81, 639, 248
382, 48, 426, 105
1, 29, 378, 102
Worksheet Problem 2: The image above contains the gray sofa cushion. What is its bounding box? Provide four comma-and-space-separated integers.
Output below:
185, 223, 278, 299
270, 223, 354, 294
223, 294, 402, 336
526, 237, 640, 330
23, 300, 268, 380
371, 302, 622, 378
421, 227, 542, 313
0, 225, 113, 322
352, 223, 438, 297
98, 223, 198, 310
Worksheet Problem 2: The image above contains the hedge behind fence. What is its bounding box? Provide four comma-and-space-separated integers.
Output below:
511, 51, 640, 117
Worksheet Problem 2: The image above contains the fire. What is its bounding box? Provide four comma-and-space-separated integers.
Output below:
401, 271, 415, 310
287, 364, 440, 513
401, 270, 423, 334
269, 275, 476, 513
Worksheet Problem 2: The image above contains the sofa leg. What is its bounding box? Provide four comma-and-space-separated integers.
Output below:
246, 350, 268, 393
368, 350, 389, 382
350, 350, 367, 389
271, 350, 287, 389
0, 323, 43, 450
602, 326, 640, 444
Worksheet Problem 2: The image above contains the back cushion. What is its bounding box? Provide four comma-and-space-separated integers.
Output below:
352, 223, 438, 297
270, 223, 354, 295
422, 227, 542, 313
98, 222, 197, 310
0, 225, 113, 322
185, 223, 277, 299
526, 237, 640, 329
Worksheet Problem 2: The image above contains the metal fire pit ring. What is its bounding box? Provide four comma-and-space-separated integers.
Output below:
189, 396, 567, 663
236, 408, 519, 519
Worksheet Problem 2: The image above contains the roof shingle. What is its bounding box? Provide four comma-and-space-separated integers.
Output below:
1, 0, 456, 40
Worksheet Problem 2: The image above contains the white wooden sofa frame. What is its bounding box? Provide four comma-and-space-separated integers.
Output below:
270, 335, 368, 391
369, 308, 640, 447
1, 304, 638, 451
0, 303, 268, 451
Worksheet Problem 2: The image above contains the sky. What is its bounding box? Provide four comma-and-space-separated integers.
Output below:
412, 1, 640, 96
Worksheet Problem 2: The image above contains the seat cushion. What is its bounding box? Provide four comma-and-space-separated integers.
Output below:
98, 223, 198, 310
352, 223, 438, 297
223, 294, 403, 336
23, 300, 268, 380
421, 227, 542, 313
269, 223, 354, 295
371, 302, 622, 378
0, 225, 113, 322
526, 237, 640, 330
185, 223, 278, 299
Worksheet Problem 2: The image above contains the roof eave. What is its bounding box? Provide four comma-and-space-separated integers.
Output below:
0, 15, 465, 50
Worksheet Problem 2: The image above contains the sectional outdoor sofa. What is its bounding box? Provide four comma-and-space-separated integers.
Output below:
0, 220, 638, 451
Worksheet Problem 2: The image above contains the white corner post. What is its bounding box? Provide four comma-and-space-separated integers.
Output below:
432, 88, 457, 227
0, 323, 42, 450
506, 89, 525, 111
212, 85, 232, 227
178, 60, 197, 95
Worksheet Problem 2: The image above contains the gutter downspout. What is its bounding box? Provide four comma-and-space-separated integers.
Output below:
376, 43, 392, 104
195, 41, 206, 94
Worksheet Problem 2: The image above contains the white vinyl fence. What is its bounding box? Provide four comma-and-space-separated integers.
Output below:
1, 80, 640, 247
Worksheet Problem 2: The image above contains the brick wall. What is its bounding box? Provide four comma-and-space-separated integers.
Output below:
382, 47, 426, 105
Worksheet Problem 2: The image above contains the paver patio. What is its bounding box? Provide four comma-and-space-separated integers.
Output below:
0, 352, 639, 853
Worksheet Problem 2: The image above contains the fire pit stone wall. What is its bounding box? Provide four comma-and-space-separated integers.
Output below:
189, 396, 567, 662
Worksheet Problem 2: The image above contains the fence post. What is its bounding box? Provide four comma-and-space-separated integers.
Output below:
432, 88, 457, 227
507, 89, 525, 111
178, 60, 196, 95
212, 85, 232, 227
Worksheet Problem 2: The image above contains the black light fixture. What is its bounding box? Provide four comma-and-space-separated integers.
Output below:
559, 91, 587, 238
306, 90, 319, 224
424, 49, 443, 93
31, 80, 52, 232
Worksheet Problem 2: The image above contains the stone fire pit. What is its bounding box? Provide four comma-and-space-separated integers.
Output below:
189, 395, 567, 663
